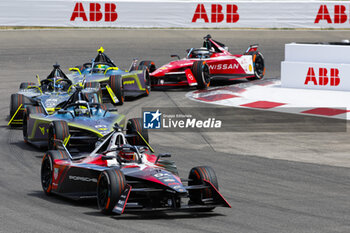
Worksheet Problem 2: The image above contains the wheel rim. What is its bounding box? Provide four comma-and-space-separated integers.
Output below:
97, 174, 109, 209
41, 156, 52, 192
254, 54, 264, 78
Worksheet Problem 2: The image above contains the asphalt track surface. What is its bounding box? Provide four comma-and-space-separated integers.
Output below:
0, 30, 349, 233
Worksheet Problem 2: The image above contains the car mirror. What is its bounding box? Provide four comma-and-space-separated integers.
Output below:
170, 55, 180, 60
155, 153, 171, 164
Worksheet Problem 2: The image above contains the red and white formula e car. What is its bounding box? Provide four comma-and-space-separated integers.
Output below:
41, 121, 231, 215
138, 34, 265, 89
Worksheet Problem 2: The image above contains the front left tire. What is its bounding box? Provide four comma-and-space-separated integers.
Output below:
97, 169, 126, 215
192, 61, 210, 89
48, 120, 69, 150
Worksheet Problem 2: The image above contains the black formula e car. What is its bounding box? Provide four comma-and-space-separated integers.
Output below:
9, 64, 101, 127
41, 124, 230, 215
23, 87, 126, 149
68, 47, 151, 105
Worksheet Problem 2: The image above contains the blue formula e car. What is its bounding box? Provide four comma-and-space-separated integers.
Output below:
68, 47, 151, 105
23, 87, 129, 149
9, 64, 101, 127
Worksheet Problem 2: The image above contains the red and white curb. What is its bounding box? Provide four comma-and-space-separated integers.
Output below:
187, 79, 350, 120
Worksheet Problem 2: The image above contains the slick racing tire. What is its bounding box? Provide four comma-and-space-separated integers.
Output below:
23, 106, 46, 143
191, 61, 210, 89
126, 118, 149, 146
138, 60, 156, 73
188, 166, 218, 211
48, 120, 70, 150
97, 169, 126, 215
9, 93, 30, 127
109, 75, 124, 105
137, 65, 151, 96
41, 152, 55, 195
41, 151, 64, 195
19, 82, 35, 90
247, 51, 265, 81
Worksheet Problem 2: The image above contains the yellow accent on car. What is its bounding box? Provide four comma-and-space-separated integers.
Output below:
123, 80, 135, 85
104, 67, 119, 74
98, 47, 105, 53
28, 85, 43, 94
121, 75, 146, 91
63, 134, 71, 146
36, 75, 41, 85
8, 104, 23, 125
137, 131, 154, 153
105, 84, 118, 104
39, 126, 46, 135
69, 67, 82, 75
46, 108, 56, 114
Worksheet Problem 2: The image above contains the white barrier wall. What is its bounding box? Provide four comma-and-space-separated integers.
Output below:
281, 43, 350, 91
1, 1, 350, 28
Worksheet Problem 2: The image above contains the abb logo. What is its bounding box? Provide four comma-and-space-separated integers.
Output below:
305, 67, 340, 86
314, 5, 349, 24
192, 4, 239, 23
71, 2, 117, 22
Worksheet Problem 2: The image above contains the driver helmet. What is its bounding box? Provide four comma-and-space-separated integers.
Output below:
93, 64, 109, 73
74, 100, 89, 116
190, 48, 210, 59
54, 78, 66, 91
118, 151, 137, 163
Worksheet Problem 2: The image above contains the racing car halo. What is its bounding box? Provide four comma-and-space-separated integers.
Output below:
68, 47, 151, 105
139, 34, 265, 89
41, 124, 230, 215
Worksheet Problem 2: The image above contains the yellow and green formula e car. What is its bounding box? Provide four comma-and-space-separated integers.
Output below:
9, 64, 101, 127
68, 47, 151, 105
23, 87, 126, 149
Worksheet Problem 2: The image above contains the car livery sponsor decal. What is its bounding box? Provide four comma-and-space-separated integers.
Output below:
69, 175, 97, 183
95, 124, 108, 131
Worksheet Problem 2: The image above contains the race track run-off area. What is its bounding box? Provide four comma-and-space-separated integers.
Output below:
0, 30, 349, 233
188, 79, 350, 120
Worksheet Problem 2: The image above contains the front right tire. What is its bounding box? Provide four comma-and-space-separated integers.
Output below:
247, 51, 265, 81
109, 75, 124, 105
188, 166, 218, 211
